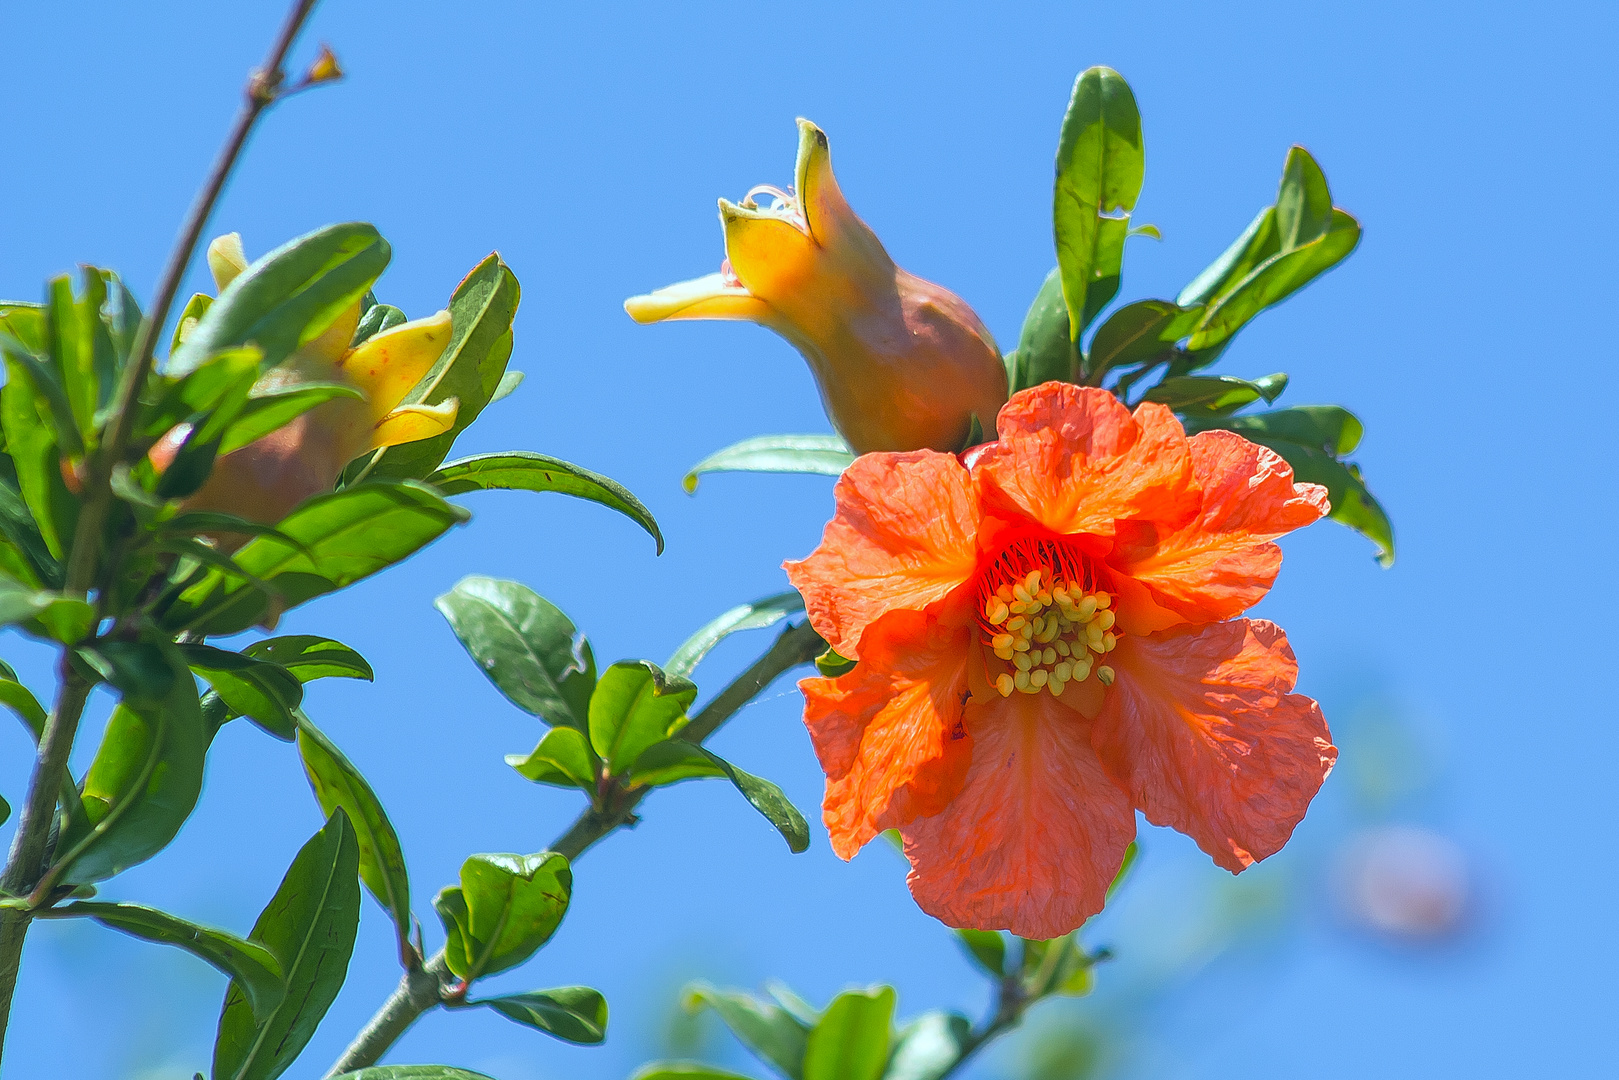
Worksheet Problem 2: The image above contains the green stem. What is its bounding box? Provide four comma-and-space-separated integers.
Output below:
325, 619, 826, 1076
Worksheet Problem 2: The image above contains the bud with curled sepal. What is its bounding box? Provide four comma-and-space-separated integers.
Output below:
626, 120, 1007, 454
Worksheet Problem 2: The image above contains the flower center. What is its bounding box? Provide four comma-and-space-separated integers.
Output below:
976, 537, 1118, 699
743, 184, 807, 230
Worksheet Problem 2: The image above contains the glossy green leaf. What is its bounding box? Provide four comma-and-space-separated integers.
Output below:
57, 901, 284, 1023
2, 351, 80, 558
0, 793, 8, 827
435, 575, 596, 728
1276, 145, 1333, 251
1194, 404, 1362, 455
173, 223, 390, 374
179, 643, 303, 740
1188, 209, 1360, 350
815, 646, 856, 678
53, 652, 205, 884
506, 725, 597, 790
242, 635, 373, 682
1053, 66, 1144, 337
1177, 208, 1278, 309
954, 928, 1006, 977
626, 740, 810, 852
684, 435, 853, 493
3, 293, 85, 456
666, 591, 805, 679
1005, 267, 1075, 393
140, 346, 259, 441
433, 851, 572, 981
213, 810, 361, 1080
348, 254, 520, 482
1108, 839, 1139, 902
1086, 299, 1201, 382
76, 640, 174, 699
589, 660, 696, 774
684, 982, 808, 1080
883, 1011, 971, 1080
169, 293, 213, 356
804, 986, 895, 1080
295, 714, 411, 953
1143, 372, 1287, 415
331, 1070, 496, 1080
162, 481, 469, 636
219, 382, 363, 455
47, 274, 98, 443
629, 1066, 754, 1080
427, 451, 662, 554
475, 986, 608, 1044
0, 467, 59, 588
0, 677, 46, 741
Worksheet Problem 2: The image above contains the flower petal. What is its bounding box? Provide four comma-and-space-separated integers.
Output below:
624, 272, 772, 324
722, 200, 816, 302
1112, 430, 1330, 622
794, 118, 893, 284
900, 691, 1136, 939
786, 450, 980, 659
370, 398, 458, 451
1093, 619, 1335, 873
337, 310, 454, 418
800, 610, 973, 859
976, 384, 1197, 542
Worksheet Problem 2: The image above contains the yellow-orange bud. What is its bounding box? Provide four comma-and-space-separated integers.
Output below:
625, 120, 1008, 454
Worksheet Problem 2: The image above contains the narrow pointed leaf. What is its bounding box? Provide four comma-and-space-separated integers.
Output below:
506, 726, 597, 790
666, 591, 804, 679
475, 986, 608, 1044
179, 643, 303, 740
242, 635, 373, 682
684, 983, 807, 1080
219, 382, 363, 455
629, 742, 810, 853
1006, 267, 1075, 393
684, 435, 854, 493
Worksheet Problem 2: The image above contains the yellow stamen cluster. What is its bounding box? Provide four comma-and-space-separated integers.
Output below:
982, 568, 1118, 698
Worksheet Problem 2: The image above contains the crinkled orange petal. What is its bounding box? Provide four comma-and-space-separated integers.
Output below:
785, 449, 980, 659
975, 384, 1198, 542
1112, 431, 1330, 623
899, 691, 1136, 939
1092, 619, 1336, 873
800, 610, 974, 859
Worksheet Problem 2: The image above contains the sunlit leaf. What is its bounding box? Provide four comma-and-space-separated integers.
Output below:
684, 435, 853, 493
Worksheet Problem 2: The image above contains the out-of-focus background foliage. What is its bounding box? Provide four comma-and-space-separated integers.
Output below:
2, 1, 1614, 1076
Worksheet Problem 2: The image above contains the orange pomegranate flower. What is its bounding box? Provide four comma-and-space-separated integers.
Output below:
785, 382, 1337, 939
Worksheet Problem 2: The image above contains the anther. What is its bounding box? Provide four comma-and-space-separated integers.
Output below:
1013, 652, 1033, 672
1096, 609, 1116, 632
1096, 665, 1115, 686
1029, 669, 1048, 688
995, 673, 1014, 697
1014, 670, 1031, 692
1095, 592, 1112, 610
1075, 596, 1098, 621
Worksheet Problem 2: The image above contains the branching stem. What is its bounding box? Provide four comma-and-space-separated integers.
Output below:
325, 619, 826, 1076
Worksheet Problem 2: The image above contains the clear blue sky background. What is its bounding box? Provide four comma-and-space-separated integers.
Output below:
2, 1, 1615, 1077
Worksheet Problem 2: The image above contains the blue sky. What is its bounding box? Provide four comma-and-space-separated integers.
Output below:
2, 1, 1616, 1077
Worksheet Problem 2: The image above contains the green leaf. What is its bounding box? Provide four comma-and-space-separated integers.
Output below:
350, 303, 406, 347
684, 435, 854, 493
1188, 209, 1360, 351
666, 591, 805, 679
433, 852, 572, 982
0, 677, 46, 741
589, 660, 696, 775
0, 467, 60, 588
427, 451, 662, 554
804, 986, 895, 1080
179, 643, 303, 740
684, 982, 808, 1080
1005, 267, 1075, 393
295, 714, 411, 954
627, 742, 809, 853
331, 1071, 496, 1080
242, 635, 373, 682
2, 351, 80, 558
173, 223, 390, 375
1182, 407, 1390, 565
0, 580, 94, 642
434, 575, 596, 728
506, 725, 597, 790
1086, 299, 1201, 383
169, 292, 213, 356
0, 793, 8, 827
474, 986, 608, 1044
1143, 372, 1287, 415
56, 901, 284, 1023
219, 382, 364, 455
347, 254, 520, 482
161, 481, 470, 636
141, 346, 260, 442
1276, 145, 1333, 251
53, 651, 205, 884
212, 810, 361, 1080
629, 1066, 754, 1080
489, 369, 524, 404
1177, 207, 1278, 309
1053, 66, 1144, 337
75, 640, 175, 699
954, 929, 1006, 977
883, 1011, 971, 1080
1108, 839, 1139, 902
